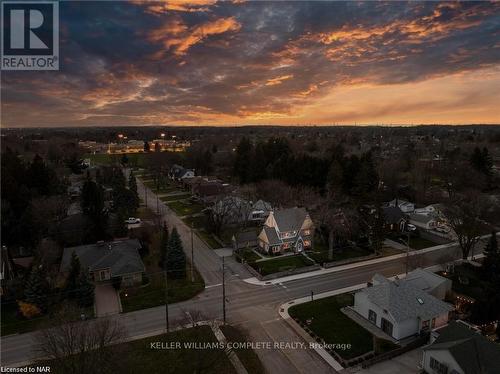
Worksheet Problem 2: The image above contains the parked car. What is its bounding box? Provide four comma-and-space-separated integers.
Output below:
125, 217, 141, 224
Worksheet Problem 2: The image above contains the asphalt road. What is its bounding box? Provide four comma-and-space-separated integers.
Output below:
0, 173, 487, 374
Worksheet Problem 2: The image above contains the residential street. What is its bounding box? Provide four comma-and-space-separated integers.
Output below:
0, 174, 487, 374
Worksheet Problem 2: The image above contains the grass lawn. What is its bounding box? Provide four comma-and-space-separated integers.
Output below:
160, 193, 192, 202
307, 246, 372, 264
196, 229, 222, 249
143, 180, 180, 194
31, 326, 237, 374
182, 215, 207, 228
1, 302, 94, 336
439, 264, 485, 300
168, 201, 204, 216
289, 294, 374, 360
235, 249, 261, 263
220, 325, 266, 374
136, 206, 158, 220
250, 255, 314, 276
121, 269, 205, 313
407, 236, 438, 250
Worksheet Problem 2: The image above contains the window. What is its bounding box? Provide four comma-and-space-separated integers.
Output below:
430, 357, 448, 374
422, 320, 430, 330
431, 318, 436, 328
368, 310, 377, 324
303, 230, 311, 236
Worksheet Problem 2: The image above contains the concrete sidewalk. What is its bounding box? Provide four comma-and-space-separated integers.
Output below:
243, 234, 494, 286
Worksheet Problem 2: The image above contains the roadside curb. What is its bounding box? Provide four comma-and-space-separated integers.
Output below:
243, 234, 494, 286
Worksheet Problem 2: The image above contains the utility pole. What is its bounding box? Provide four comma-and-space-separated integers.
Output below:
164, 268, 169, 333
406, 230, 410, 275
222, 256, 226, 324
191, 223, 194, 282
157, 195, 160, 215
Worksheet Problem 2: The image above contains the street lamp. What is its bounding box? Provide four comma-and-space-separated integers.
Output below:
403, 224, 416, 275
161, 133, 165, 151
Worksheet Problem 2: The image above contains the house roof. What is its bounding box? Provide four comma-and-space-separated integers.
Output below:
404, 268, 449, 293
60, 239, 145, 277
273, 207, 309, 232
263, 226, 281, 246
360, 274, 453, 323
409, 213, 435, 224
382, 206, 406, 224
252, 200, 272, 212
233, 230, 258, 244
424, 321, 500, 374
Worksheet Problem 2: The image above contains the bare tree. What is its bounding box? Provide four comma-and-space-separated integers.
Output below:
34, 306, 127, 374
444, 192, 489, 260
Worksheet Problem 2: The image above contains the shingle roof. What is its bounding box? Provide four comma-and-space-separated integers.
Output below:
273, 207, 308, 232
404, 268, 449, 293
61, 239, 145, 277
424, 321, 500, 374
234, 230, 258, 244
409, 213, 435, 224
382, 206, 406, 224
361, 275, 453, 323
264, 226, 281, 245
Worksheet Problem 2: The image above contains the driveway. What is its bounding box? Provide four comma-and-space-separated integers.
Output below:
95, 284, 121, 317
346, 348, 423, 374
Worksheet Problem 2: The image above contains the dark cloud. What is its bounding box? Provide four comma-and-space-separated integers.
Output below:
1, 1, 499, 127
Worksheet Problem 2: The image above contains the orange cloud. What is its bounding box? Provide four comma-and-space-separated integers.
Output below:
134, 0, 217, 14
149, 16, 241, 56
265, 74, 294, 86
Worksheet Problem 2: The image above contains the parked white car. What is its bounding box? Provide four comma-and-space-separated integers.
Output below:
125, 217, 141, 224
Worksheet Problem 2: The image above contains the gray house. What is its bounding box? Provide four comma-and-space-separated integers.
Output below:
422, 321, 500, 374
60, 239, 145, 287
353, 274, 453, 341
404, 268, 452, 300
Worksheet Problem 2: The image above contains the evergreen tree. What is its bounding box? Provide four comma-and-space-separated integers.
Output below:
166, 227, 186, 279
483, 232, 499, 278
65, 252, 81, 298
233, 137, 253, 184
159, 223, 169, 269
144, 141, 150, 152
470, 146, 493, 177
128, 171, 140, 210
77, 272, 95, 308
24, 266, 48, 312
81, 177, 108, 241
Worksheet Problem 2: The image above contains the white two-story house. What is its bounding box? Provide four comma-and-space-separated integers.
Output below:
258, 207, 314, 255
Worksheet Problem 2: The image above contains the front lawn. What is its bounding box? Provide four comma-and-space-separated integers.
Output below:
121, 268, 205, 313
235, 249, 261, 263
220, 325, 266, 374
307, 246, 372, 264
160, 193, 192, 202
250, 255, 314, 276
167, 201, 204, 216
289, 294, 374, 360
1, 302, 94, 336
196, 229, 222, 249
31, 326, 237, 374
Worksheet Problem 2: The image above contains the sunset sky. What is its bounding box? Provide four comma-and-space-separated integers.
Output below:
1, 0, 499, 127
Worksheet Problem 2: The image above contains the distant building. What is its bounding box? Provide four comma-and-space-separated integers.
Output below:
422, 321, 500, 374
382, 206, 407, 232
60, 239, 145, 286
258, 207, 314, 255
232, 230, 259, 251
169, 164, 195, 181
387, 198, 415, 213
